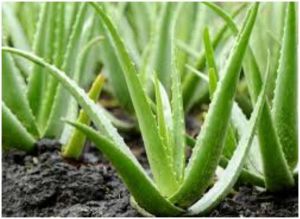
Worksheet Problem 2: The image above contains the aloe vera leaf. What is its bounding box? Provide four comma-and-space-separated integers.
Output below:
272, 2, 297, 169
2, 52, 40, 137
35, 3, 63, 128
2, 3, 31, 77
203, 2, 265, 172
202, 28, 219, 98
175, 3, 198, 76
26, 3, 50, 118
2, 47, 129, 158
203, 27, 238, 165
170, 4, 259, 208
154, 76, 173, 160
126, 3, 152, 51
62, 74, 105, 159
77, 36, 104, 83
65, 121, 184, 216
2, 102, 35, 151
187, 62, 263, 175
202, 14, 258, 172
91, 2, 179, 195
187, 61, 270, 215
96, 9, 134, 113
182, 3, 247, 111
44, 3, 88, 137
231, 102, 263, 175
170, 4, 186, 181
15, 3, 40, 44
151, 3, 174, 91
206, 2, 295, 191
185, 133, 264, 188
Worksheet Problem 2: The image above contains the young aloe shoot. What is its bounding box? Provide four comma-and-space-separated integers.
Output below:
62, 73, 105, 159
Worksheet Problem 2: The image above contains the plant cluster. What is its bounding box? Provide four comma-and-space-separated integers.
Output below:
2, 2, 297, 216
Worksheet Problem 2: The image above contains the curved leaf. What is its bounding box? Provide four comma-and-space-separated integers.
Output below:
187, 57, 270, 215
90, 2, 178, 195
272, 2, 297, 169
170, 4, 259, 208
2, 102, 35, 151
2, 52, 39, 137
66, 121, 184, 216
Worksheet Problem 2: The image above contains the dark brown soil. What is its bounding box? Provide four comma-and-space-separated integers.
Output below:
2, 139, 298, 217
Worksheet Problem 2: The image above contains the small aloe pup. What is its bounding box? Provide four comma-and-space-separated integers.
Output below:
3, 2, 265, 216
62, 73, 105, 159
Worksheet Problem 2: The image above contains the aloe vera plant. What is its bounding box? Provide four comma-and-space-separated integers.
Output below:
199, 2, 298, 193
3, 2, 267, 216
2, 2, 106, 154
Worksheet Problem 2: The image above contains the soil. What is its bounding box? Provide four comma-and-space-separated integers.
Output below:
2, 138, 298, 217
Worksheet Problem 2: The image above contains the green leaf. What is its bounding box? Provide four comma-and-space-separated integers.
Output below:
154, 75, 173, 161
182, 3, 247, 111
44, 3, 88, 137
170, 3, 259, 208
187, 57, 270, 215
203, 27, 218, 97
96, 7, 134, 112
2, 3, 31, 77
62, 74, 105, 159
151, 3, 175, 92
90, 2, 178, 196
2, 52, 40, 137
65, 121, 184, 216
33, 3, 65, 129
2, 102, 35, 151
272, 2, 297, 169
27, 3, 51, 118
170, 4, 186, 182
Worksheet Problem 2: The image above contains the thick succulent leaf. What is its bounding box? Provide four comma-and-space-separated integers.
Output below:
2, 52, 40, 137
203, 27, 238, 160
96, 7, 134, 112
231, 103, 263, 175
65, 121, 184, 216
2, 3, 31, 76
187, 61, 269, 216
170, 4, 259, 208
15, 3, 40, 44
204, 2, 265, 171
182, 3, 247, 111
126, 3, 153, 51
187, 59, 263, 175
62, 74, 105, 159
90, 2, 178, 196
272, 2, 297, 169
185, 134, 264, 188
27, 3, 51, 118
34, 3, 65, 130
154, 76, 173, 160
2, 102, 35, 151
170, 3, 186, 182
151, 3, 175, 92
44, 3, 88, 137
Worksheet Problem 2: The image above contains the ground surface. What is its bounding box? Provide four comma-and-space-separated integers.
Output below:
2, 139, 298, 217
